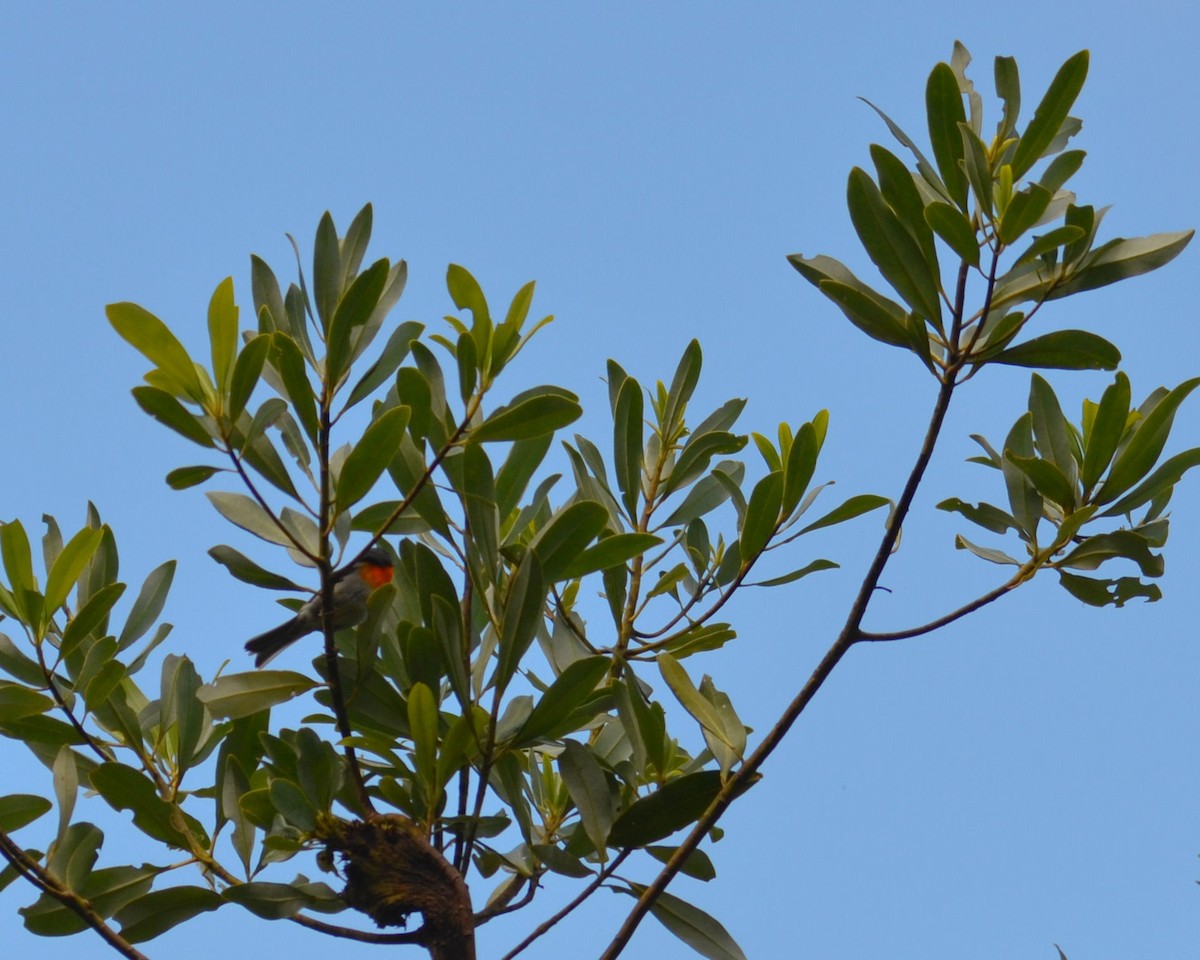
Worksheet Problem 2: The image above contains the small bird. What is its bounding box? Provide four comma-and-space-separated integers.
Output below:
244, 548, 396, 667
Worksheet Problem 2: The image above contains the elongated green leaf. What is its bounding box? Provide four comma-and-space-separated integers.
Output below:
1039, 150, 1086, 193
798, 493, 889, 534
345, 320, 424, 409
847, 168, 942, 325
1012, 225, 1086, 268
0, 684, 53, 722
788, 254, 911, 347
646, 844, 717, 881
197, 671, 317, 720
207, 546, 304, 591
513, 656, 611, 746
1028, 374, 1076, 483
1082, 373, 1131, 491
657, 653, 734, 750
496, 552, 544, 690
165, 465, 224, 490
955, 534, 1021, 565
746, 558, 838, 587
989, 330, 1120, 370
998, 184, 1052, 245
1057, 570, 1160, 607
222, 880, 340, 919
994, 55, 1020, 140
739, 472, 782, 560
1100, 447, 1200, 518
558, 532, 660, 581
530, 501, 608, 583
116, 560, 175, 650
312, 211, 342, 330
473, 391, 582, 442
857, 97, 949, 200
870, 144, 937, 269
937, 497, 1018, 535
90, 762, 198, 847
270, 332, 319, 442
925, 201, 980, 266
663, 431, 747, 497
1099, 378, 1200, 504
326, 258, 390, 385
1051, 231, 1194, 298
635, 885, 748, 960
208, 277, 239, 392
926, 61, 968, 208
662, 339, 703, 436
44, 527, 103, 614
610, 770, 722, 847
558, 740, 613, 855
1008, 454, 1075, 510
229, 333, 270, 420
335, 405, 411, 510
0, 794, 52, 832
1010, 50, 1089, 178
407, 682, 439, 807
206, 491, 293, 547
116, 886, 224, 943
131, 386, 214, 447
107, 302, 203, 401
614, 376, 645, 520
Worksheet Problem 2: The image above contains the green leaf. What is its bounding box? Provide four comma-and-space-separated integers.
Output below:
90, 762, 199, 847
1010, 50, 1089, 179
270, 331, 319, 443
345, 320, 424, 409
530, 500, 608, 583
473, 390, 582, 442
512, 656, 611, 746
131, 386, 214, 448
495, 552, 545, 691
858, 97, 949, 200
1100, 447, 1200, 519
222, 880, 341, 919
936, 498, 1018, 535
924, 201, 980, 266
646, 844, 717, 881
988, 330, 1120, 370
116, 560, 175, 650
1051, 231, 1194, 298
798, 493, 889, 534
335, 405, 411, 510
206, 491, 293, 548
1081, 375, 1131, 492
926, 61, 968, 208
558, 740, 613, 855
781, 421, 818, 517
657, 653, 736, 751
230, 333, 271, 421
196, 671, 318, 720
558, 532, 660, 581
208, 276, 239, 392
788, 253, 910, 347
1099, 378, 1200, 505
998, 184, 1053, 245
165, 465, 223, 490
0, 794, 52, 832
116, 886, 224, 943
635, 886, 747, 960
954, 534, 1021, 566
0, 684, 53, 723
312, 211, 342, 330
1039, 150, 1086, 193
407, 682, 439, 807
663, 431, 748, 497
1028, 373, 1077, 485
994, 54, 1021, 140
1059, 529, 1163, 577
1057, 570, 1160, 607
746, 558, 838, 587
610, 770, 722, 847
739, 472, 782, 560
1012, 225, 1086, 268
847, 167, 942, 325
326, 258, 390, 386
870, 144, 937, 268
662, 339, 703, 435
1008, 455, 1075, 511
44, 527, 103, 614
107, 301, 203, 401
614, 376, 645, 520
207, 545, 304, 591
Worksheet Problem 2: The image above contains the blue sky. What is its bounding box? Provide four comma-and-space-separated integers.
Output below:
3, 4, 1198, 958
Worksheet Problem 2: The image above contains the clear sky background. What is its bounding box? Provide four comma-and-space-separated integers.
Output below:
2, 3, 1198, 959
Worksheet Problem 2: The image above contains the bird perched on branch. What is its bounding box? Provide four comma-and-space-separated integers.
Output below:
245, 548, 395, 667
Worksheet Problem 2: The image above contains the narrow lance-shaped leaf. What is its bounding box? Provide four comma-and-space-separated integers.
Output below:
558, 740, 614, 858
335, 405, 411, 510
926, 61, 969, 208
1010, 50, 1089, 179
107, 302, 203, 401
614, 376, 645, 520
208, 277, 239, 393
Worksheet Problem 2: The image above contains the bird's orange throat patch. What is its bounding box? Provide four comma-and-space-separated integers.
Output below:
361, 563, 395, 589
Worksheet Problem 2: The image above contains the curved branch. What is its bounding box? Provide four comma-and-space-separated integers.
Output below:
289, 912, 427, 944
856, 567, 1031, 642
0, 830, 150, 960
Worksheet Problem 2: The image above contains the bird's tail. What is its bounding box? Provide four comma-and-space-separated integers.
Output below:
245, 618, 309, 667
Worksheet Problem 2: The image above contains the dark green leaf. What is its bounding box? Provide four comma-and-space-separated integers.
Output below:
90, 762, 198, 847
1008, 454, 1075, 510
207, 545, 304, 591
116, 560, 175, 650
870, 144, 937, 268
131, 386, 214, 448
116, 886, 224, 943
788, 253, 910, 347
609, 771, 723, 847
998, 184, 1053, 245
746, 558, 838, 587
846, 167, 942, 325
662, 339, 703, 436
614, 376, 645, 520
208, 276, 239, 392
165, 465, 224, 490
196, 671, 318, 720
512, 656, 611, 746
926, 61, 968, 207
269, 332, 319, 443
798, 493, 889, 534
0, 794, 52, 832
636, 886, 747, 960
1011, 51, 1089, 179
0, 684, 54, 723
646, 845, 717, 881
473, 391, 582, 443
1099, 378, 1200, 504
1057, 571, 1160, 607
1100, 447, 1200, 519
994, 55, 1021, 140
312, 211, 342, 330
222, 880, 341, 919
1051, 231, 1194, 298
335, 405, 411, 510
1082, 373, 1131, 491
558, 740, 613, 854
558, 533, 660, 581
496, 552, 545, 691
739, 472, 782, 559
345, 320, 423, 410
530, 501, 608, 583
924, 201, 980, 266
989, 330, 1120, 370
